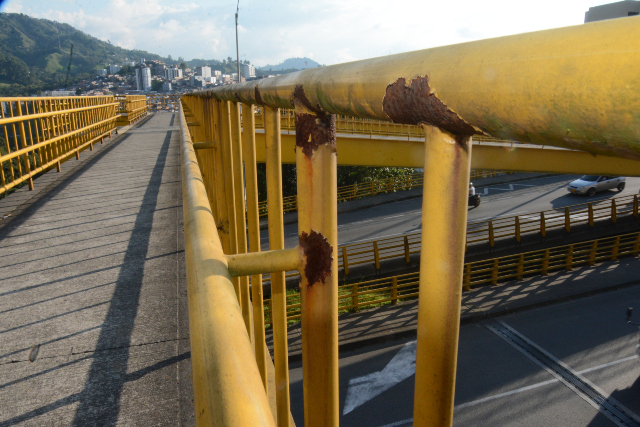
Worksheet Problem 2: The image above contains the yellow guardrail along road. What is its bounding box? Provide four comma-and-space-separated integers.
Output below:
180, 17, 640, 427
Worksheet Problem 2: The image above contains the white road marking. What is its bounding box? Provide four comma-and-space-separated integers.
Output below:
484, 187, 489, 195
376, 354, 639, 427
343, 341, 417, 415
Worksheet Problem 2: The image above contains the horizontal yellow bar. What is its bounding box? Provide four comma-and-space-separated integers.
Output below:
252, 132, 640, 177
226, 247, 300, 277
193, 141, 217, 150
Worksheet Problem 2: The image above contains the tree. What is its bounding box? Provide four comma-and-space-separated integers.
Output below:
151, 79, 163, 91
117, 65, 135, 76
179, 62, 187, 70
75, 88, 82, 95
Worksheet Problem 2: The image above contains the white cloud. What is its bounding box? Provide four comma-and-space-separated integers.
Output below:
5, 0, 621, 66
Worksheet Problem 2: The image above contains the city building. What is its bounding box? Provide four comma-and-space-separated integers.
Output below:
154, 64, 167, 76
243, 64, 256, 78
135, 67, 152, 92
127, 61, 136, 67
162, 82, 172, 92
213, 70, 222, 77
98, 69, 107, 76
165, 67, 183, 80
585, 0, 640, 22
109, 64, 121, 74
196, 66, 211, 78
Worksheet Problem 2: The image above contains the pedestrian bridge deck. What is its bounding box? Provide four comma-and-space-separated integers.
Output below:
0, 113, 194, 426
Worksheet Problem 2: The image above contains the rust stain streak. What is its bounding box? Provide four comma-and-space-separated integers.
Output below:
299, 230, 333, 287
383, 76, 478, 136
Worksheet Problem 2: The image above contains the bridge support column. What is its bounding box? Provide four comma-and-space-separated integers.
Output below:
294, 91, 339, 427
413, 125, 472, 427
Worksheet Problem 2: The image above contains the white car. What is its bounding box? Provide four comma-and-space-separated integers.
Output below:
567, 175, 625, 196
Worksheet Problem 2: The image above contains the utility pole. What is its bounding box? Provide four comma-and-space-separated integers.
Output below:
235, 0, 241, 83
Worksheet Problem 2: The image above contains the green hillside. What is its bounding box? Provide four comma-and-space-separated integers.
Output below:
0, 13, 168, 96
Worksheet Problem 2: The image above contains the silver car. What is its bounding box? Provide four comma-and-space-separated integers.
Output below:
567, 175, 626, 196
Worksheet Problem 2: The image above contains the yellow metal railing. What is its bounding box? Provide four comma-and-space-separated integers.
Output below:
257, 169, 511, 217
264, 231, 640, 323
146, 94, 180, 112
180, 16, 640, 427
116, 95, 148, 126
256, 193, 638, 285
0, 96, 118, 196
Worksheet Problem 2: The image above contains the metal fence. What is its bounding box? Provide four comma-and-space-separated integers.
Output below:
264, 231, 640, 323
0, 96, 118, 196
116, 95, 148, 126
179, 16, 640, 427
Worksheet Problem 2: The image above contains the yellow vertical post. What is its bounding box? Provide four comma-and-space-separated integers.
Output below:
342, 246, 350, 276
491, 259, 499, 285
352, 283, 359, 312
515, 216, 521, 243
611, 199, 617, 224
241, 103, 268, 392
588, 203, 594, 227
542, 249, 550, 275
413, 126, 471, 427
516, 254, 525, 279
611, 236, 620, 261
566, 245, 574, 270
540, 212, 546, 237
634, 195, 639, 218
392, 276, 399, 304
212, 100, 231, 253
230, 101, 253, 340
264, 105, 291, 427
589, 241, 598, 265
463, 264, 471, 291
220, 101, 241, 301
294, 96, 339, 427
373, 241, 381, 270
564, 207, 571, 233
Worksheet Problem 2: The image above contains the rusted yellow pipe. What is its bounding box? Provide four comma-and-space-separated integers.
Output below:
194, 17, 640, 161
294, 99, 339, 426
413, 126, 471, 427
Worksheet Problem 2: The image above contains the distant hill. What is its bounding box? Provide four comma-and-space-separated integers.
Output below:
259, 57, 321, 72
0, 13, 170, 95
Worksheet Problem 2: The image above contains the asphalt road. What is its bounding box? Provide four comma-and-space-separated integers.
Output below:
288, 283, 640, 426
261, 175, 640, 250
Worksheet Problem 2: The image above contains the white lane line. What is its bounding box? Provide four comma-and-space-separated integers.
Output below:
343, 341, 417, 415
484, 187, 489, 195
509, 184, 514, 190
375, 354, 639, 426
340, 231, 411, 245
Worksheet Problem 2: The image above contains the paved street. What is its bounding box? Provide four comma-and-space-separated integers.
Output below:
265, 175, 640, 250
287, 282, 640, 426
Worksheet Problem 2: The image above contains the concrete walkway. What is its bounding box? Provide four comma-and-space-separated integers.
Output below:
0, 113, 192, 426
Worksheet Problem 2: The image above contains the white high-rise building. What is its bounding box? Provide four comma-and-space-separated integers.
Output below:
165, 67, 183, 80
109, 64, 121, 74
196, 66, 211, 78
213, 70, 222, 77
242, 64, 256, 78
135, 67, 152, 92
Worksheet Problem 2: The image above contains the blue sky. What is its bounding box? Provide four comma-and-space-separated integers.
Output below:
0, 0, 618, 66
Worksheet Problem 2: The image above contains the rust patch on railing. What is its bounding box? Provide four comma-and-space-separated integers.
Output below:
383, 76, 477, 136
254, 87, 265, 105
293, 85, 337, 158
299, 230, 333, 287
